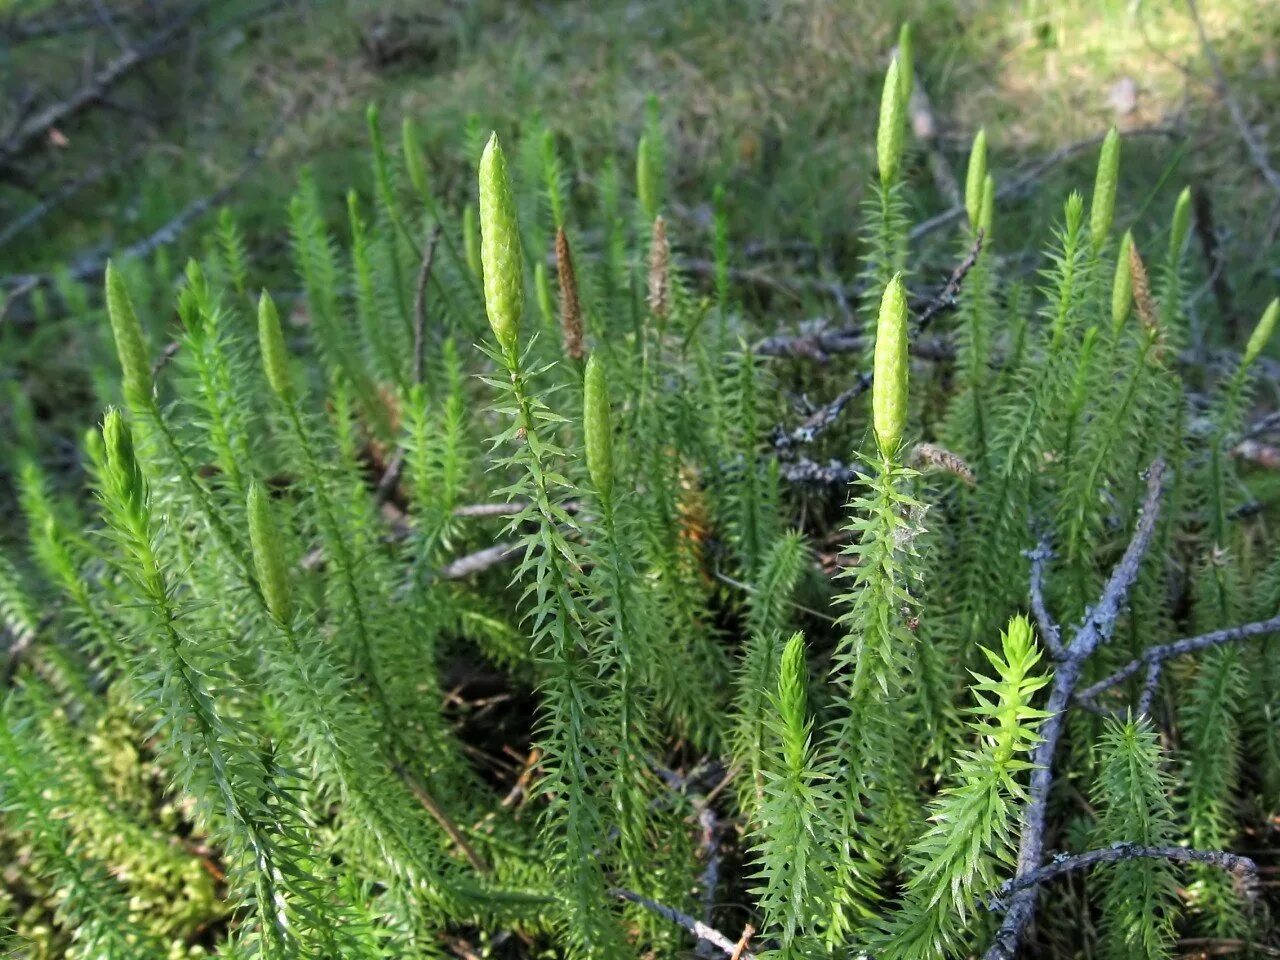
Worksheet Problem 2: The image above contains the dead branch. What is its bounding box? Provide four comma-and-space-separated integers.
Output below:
990, 843, 1257, 908
610, 889, 756, 960
985, 460, 1166, 960
1233, 439, 1280, 470
1075, 613, 1280, 713
439, 541, 522, 580
766, 231, 982, 453
2, 118, 281, 307
0, 146, 142, 250
1024, 539, 1065, 659
1185, 0, 1280, 201
0, 2, 211, 168
779, 456, 865, 487
910, 126, 1181, 242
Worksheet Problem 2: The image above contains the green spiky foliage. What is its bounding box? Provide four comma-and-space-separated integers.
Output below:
873, 616, 1049, 960
1090, 717, 1180, 960
732, 531, 809, 815
750, 632, 833, 957
478, 133, 625, 957
4, 32, 1280, 960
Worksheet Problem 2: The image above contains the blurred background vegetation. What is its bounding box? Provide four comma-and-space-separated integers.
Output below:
1, 0, 1277, 466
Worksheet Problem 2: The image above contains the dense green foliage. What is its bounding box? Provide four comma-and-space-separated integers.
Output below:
2, 32, 1279, 960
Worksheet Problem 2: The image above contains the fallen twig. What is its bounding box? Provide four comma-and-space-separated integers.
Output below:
610, 889, 756, 960
1075, 613, 1280, 714
1233, 439, 1280, 470
1024, 539, 1064, 659
439, 540, 522, 580
910, 127, 1181, 242
766, 231, 982, 452
986, 460, 1166, 960
778, 456, 865, 487
1, 115, 284, 307
0, 2, 210, 168
376, 226, 443, 504
989, 843, 1257, 908
1185, 0, 1280, 201
0, 147, 142, 250
395, 763, 490, 874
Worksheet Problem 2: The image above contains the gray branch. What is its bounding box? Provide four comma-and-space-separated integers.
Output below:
1025, 539, 1064, 659
985, 460, 1166, 960
1075, 613, 1280, 712
910, 126, 1180, 242
0, 2, 211, 167
610, 889, 756, 960
990, 843, 1257, 909
1185, 0, 1280, 200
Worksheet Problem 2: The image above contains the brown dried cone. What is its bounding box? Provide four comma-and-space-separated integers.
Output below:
909, 441, 976, 486
648, 215, 670, 319
555, 226, 584, 361
1126, 241, 1162, 355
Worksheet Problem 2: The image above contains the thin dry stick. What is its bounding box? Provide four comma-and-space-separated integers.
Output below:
767, 230, 983, 457
985, 460, 1166, 960
990, 843, 1256, 907
695, 804, 723, 959
610, 889, 757, 960
1185, 0, 1280, 200
778, 456, 864, 487
1025, 539, 1065, 659
375, 226, 442, 505
729, 925, 756, 960
1075, 613, 1280, 712
395, 763, 490, 874
910, 127, 1180, 241
2, 119, 281, 306
0, 1, 211, 167
439, 540, 522, 580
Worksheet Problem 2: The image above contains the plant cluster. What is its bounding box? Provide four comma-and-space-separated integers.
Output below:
2, 29, 1279, 960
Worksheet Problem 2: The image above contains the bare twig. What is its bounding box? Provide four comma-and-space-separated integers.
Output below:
985, 460, 1166, 960
1185, 0, 1280, 200
395, 763, 490, 874
1241, 411, 1280, 442
754, 323, 862, 363
452, 502, 527, 518
0, 2, 210, 167
695, 805, 724, 959
3, 122, 278, 305
778, 456, 865, 487
766, 232, 984, 453
1076, 613, 1280, 712
910, 127, 1180, 242
1025, 539, 1065, 659
376, 226, 443, 504
990, 843, 1257, 908
771, 384, 865, 451
915, 228, 984, 333
729, 925, 756, 960
1233, 439, 1280, 470
439, 540, 521, 580
0, 147, 143, 250
610, 889, 756, 960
